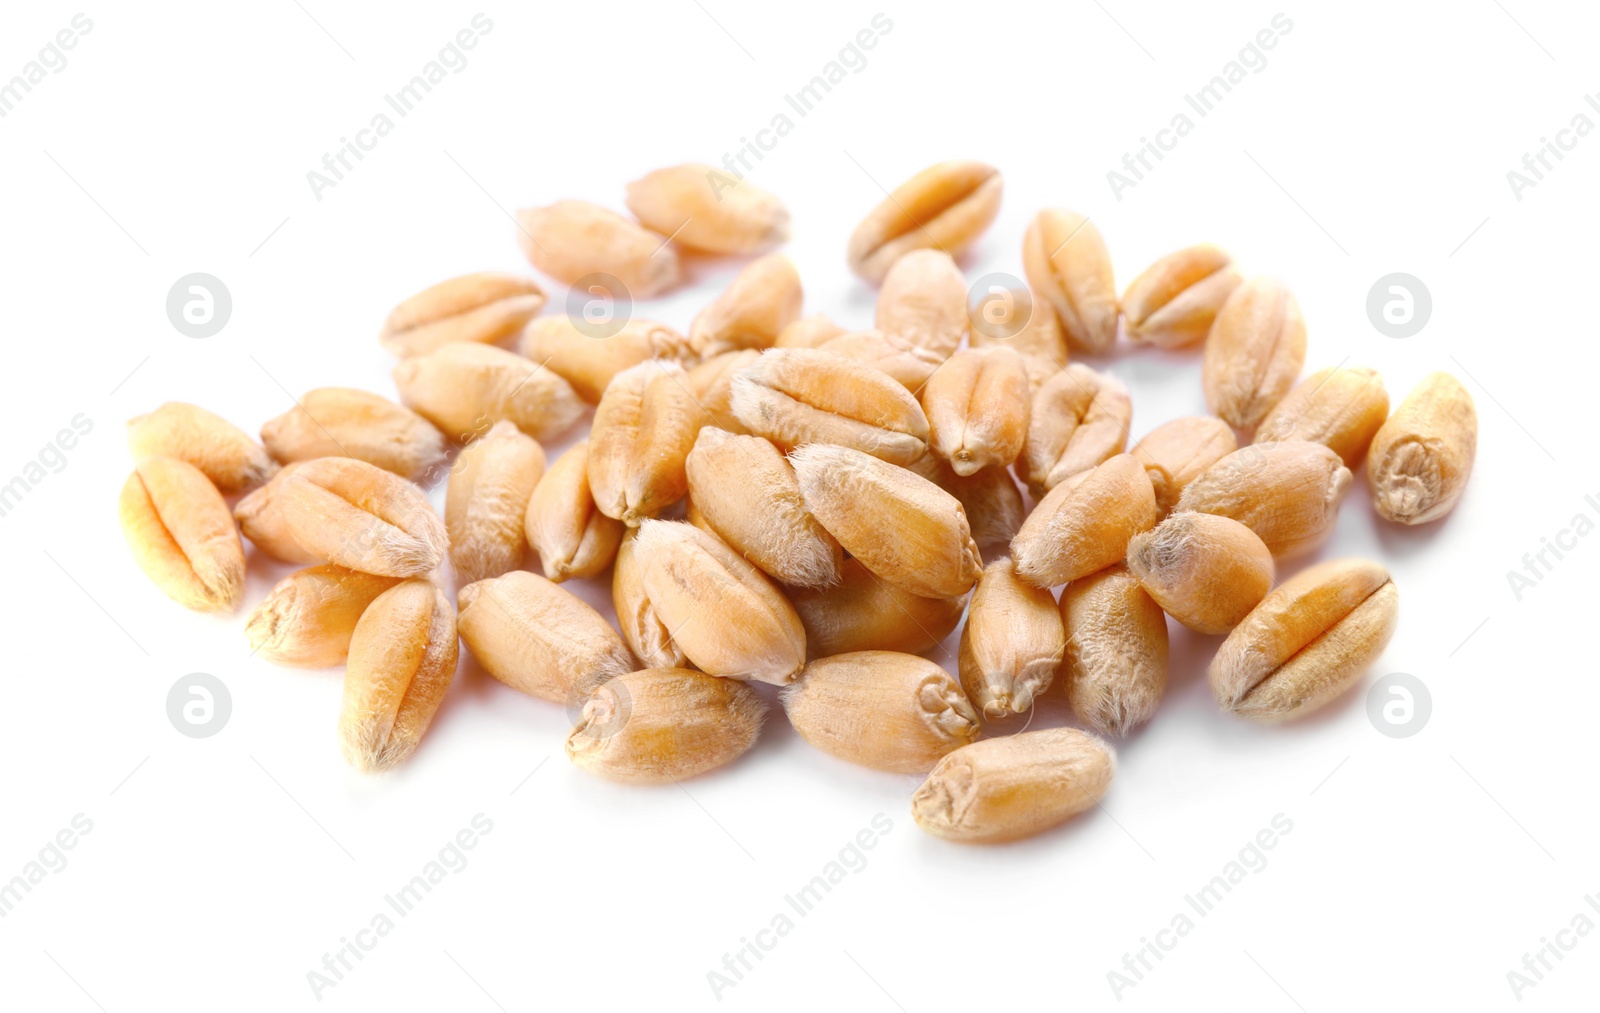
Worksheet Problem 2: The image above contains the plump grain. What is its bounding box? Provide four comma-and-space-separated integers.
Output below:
846, 160, 1002, 284
1254, 367, 1390, 469
1202, 276, 1307, 429
1121, 245, 1241, 348
260, 388, 448, 483
339, 580, 456, 772
689, 253, 803, 358
277, 456, 448, 578
785, 557, 966, 659
1176, 440, 1352, 558
1129, 416, 1238, 516
1020, 363, 1132, 494
958, 557, 1065, 718
625, 163, 790, 254
1022, 209, 1118, 354
378, 272, 545, 357
119, 457, 246, 612
1367, 372, 1477, 525
912, 729, 1114, 843
245, 565, 402, 667
730, 348, 930, 465
922, 346, 1031, 476
445, 420, 545, 584
1125, 511, 1273, 635
875, 249, 968, 359
515, 199, 680, 297
518, 316, 694, 404
1010, 454, 1159, 588
1060, 566, 1168, 736
127, 402, 276, 493
392, 343, 584, 443
524, 439, 625, 582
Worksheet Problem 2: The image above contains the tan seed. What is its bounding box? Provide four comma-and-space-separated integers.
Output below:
612, 530, 688, 669
1202, 276, 1307, 429
1022, 209, 1118, 354
119, 457, 245, 612
1121, 245, 1242, 348
245, 565, 402, 668
515, 199, 680, 298
233, 462, 321, 564
445, 420, 545, 585
689, 253, 804, 358
624, 163, 790, 255
1367, 372, 1477, 525
1211, 559, 1398, 721
685, 427, 842, 588
457, 570, 635, 704
518, 315, 694, 404
687, 349, 760, 435
922, 347, 1031, 476
909, 456, 1027, 559
775, 313, 846, 349
127, 402, 276, 494
378, 272, 545, 358
791, 443, 981, 599
730, 348, 930, 465
524, 439, 625, 582
392, 342, 584, 443
815, 330, 943, 393
1011, 454, 1159, 588
277, 457, 448, 578
958, 557, 1065, 718
785, 557, 966, 660
783, 651, 980, 773
339, 580, 457, 772
588, 360, 704, 525
875, 249, 968, 359
1125, 511, 1274, 635
567, 667, 767, 784
1129, 416, 1238, 515
1021, 363, 1132, 494
633, 520, 808, 685
1254, 366, 1390, 469
260, 387, 448, 484
846, 160, 1002, 284
1176, 440, 1352, 558
967, 285, 1069, 387
1060, 566, 1168, 736
912, 729, 1115, 844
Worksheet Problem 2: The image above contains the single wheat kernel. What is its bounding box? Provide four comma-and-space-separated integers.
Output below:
378, 272, 546, 358
775, 313, 846, 349
846, 160, 1002, 284
1211, 559, 1398, 721
911, 728, 1115, 844
785, 557, 966, 660
119, 456, 246, 612
1202, 276, 1307, 429
1060, 566, 1168, 736
1022, 209, 1118, 354
457, 570, 636, 704
1010, 454, 1159, 589
634, 520, 808, 685
613, 530, 689, 670
524, 439, 625, 583
518, 316, 694, 405
339, 580, 457, 772
1121, 245, 1242, 349
514, 199, 680, 298
234, 462, 321, 564
783, 651, 980, 773
259, 388, 448, 483
684, 427, 842, 588
127, 402, 277, 493
277, 456, 448, 578
245, 565, 402, 667
687, 349, 760, 435
875, 249, 969, 359
958, 557, 1065, 718
392, 342, 584, 443
790, 443, 982, 599
1125, 511, 1274, 635
1129, 416, 1238, 516
815, 330, 943, 393
730, 348, 930, 465
1176, 440, 1352, 558
1367, 372, 1477, 525
445, 420, 546, 585
566, 667, 767, 783
1020, 363, 1132, 494
689, 253, 804, 358
625, 163, 790, 255
922, 346, 1031, 476
1254, 367, 1390, 469
588, 360, 704, 526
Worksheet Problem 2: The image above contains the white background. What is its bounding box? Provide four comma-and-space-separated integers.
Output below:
1, 1, 1596, 1009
